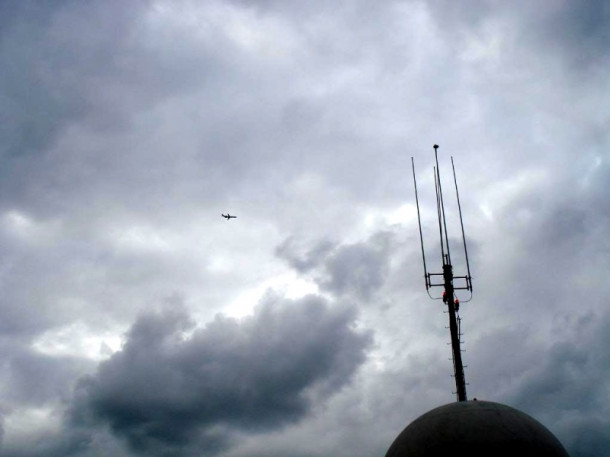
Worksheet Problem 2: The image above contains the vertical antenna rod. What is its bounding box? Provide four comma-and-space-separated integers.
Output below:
412, 158, 429, 290
434, 145, 452, 266
411, 144, 472, 402
434, 168, 446, 266
451, 157, 472, 292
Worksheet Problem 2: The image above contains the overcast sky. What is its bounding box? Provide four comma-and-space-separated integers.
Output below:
1, 1, 609, 456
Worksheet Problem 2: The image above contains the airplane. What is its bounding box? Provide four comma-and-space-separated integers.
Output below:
222, 214, 237, 220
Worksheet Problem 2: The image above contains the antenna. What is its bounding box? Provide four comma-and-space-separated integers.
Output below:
412, 144, 473, 402
411, 158, 428, 290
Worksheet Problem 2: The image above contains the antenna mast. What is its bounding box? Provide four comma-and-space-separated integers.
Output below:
412, 144, 473, 402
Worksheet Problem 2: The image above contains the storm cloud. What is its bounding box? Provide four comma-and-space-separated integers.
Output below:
70, 295, 370, 455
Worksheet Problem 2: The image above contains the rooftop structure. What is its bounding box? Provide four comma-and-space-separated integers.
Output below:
386, 400, 570, 457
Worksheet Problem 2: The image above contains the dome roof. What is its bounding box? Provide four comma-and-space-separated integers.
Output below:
386, 400, 570, 457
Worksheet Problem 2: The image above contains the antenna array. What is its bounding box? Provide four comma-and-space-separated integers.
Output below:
412, 144, 473, 402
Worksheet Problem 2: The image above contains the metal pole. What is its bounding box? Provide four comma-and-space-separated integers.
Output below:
444, 263, 467, 402
434, 167, 446, 265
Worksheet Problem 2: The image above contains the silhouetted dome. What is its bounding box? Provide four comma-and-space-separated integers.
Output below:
386, 400, 570, 457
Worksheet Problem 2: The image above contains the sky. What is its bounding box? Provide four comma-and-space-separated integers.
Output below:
0, 1, 609, 456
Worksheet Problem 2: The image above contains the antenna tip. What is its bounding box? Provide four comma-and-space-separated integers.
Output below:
433, 144, 439, 150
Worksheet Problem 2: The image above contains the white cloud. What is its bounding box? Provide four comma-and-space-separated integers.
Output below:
32, 322, 124, 361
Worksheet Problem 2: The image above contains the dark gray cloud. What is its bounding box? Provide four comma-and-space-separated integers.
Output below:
0, 342, 98, 457
317, 232, 394, 300
0, 1, 87, 159
275, 237, 335, 273
448, 152, 610, 457
0, 1, 155, 169
1, 347, 92, 407
524, 0, 610, 68
71, 295, 371, 455
2, 430, 96, 457
277, 231, 402, 301
0, 0, 284, 224
424, 0, 610, 67
505, 312, 610, 457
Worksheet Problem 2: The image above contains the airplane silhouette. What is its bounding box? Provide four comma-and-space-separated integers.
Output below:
222, 214, 237, 220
